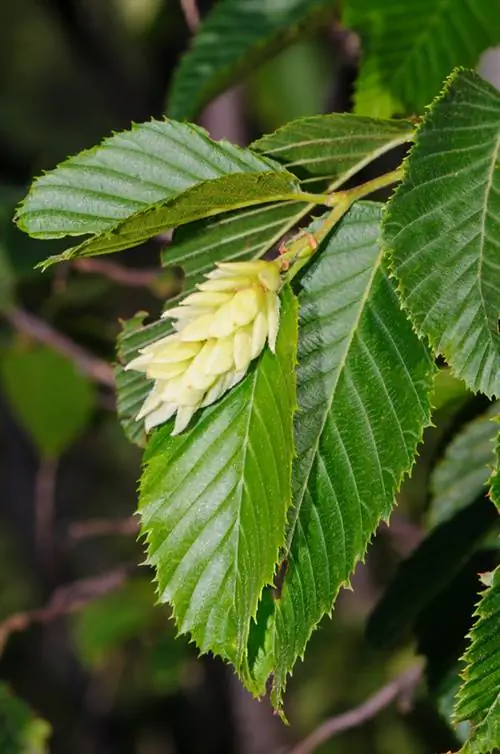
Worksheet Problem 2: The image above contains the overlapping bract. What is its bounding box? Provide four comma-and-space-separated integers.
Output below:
127, 260, 282, 435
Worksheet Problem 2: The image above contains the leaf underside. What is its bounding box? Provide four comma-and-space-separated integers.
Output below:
367, 497, 499, 651
345, 0, 500, 118
118, 115, 414, 444
138, 286, 298, 667
244, 202, 434, 704
429, 405, 500, 528
385, 69, 500, 398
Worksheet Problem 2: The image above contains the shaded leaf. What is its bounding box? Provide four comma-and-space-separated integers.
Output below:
489, 429, 500, 512
0, 684, 50, 754
454, 565, 500, 753
345, 0, 500, 117
72, 579, 158, 666
429, 405, 499, 528
367, 499, 499, 650
167, 0, 336, 121
385, 69, 500, 397
16, 119, 286, 239
245, 202, 434, 703
138, 286, 297, 666
0, 345, 95, 458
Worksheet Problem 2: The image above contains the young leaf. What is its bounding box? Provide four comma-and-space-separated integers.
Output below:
159, 113, 414, 274
345, 0, 500, 117
16, 119, 287, 240
367, 499, 499, 650
116, 115, 414, 445
385, 69, 500, 398
138, 286, 297, 666
41, 170, 302, 267
245, 202, 434, 703
429, 405, 499, 528
167, 0, 336, 121
0, 345, 95, 458
454, 565, 500, 753
252, 113, 414, 185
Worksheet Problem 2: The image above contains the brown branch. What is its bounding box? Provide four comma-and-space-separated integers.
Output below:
69, 517, 139, 541
288, 665, 423, 754
35, 457, 59, 577
180, 0, 200, 32
4, 307, 115, 388
0, 565, 135, 653
73, 258, 159, 288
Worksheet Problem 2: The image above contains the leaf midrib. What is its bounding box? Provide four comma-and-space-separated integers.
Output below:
285, 239, 384, 550
477, 130, 500, 353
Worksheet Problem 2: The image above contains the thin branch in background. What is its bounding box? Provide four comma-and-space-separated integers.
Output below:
35, 457, 59, 577
288, 665, 423, 754
69, 516, 139, 541
0, 566, 135, 654
180, 0, 200, 32
73, 259, 159, 289
4, 307, 115, 388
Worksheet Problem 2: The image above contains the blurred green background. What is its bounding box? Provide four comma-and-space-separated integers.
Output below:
0, 2, 494, 753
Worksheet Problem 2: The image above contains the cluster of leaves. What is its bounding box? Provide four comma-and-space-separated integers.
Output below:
12, 1, 500, 752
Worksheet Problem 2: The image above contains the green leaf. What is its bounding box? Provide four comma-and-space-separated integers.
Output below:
167, 0, 336, 121
72, 579, 158, 667
385, 69, 500, 398
245, 202, 434, 703
138, 286, 297, 666
454, 565, 500, 753
0, 684, 50, 754
249, 39, 331, 132
116, 114, 415, 445
252, 112, 414, 186
429, 405, 499, 528
345, 0, 500, 117
489, 429, 500, 512
367, 498, 499, 650
0, 345, 95, 458
16, 119, 287, 240
41, 170, 302, 267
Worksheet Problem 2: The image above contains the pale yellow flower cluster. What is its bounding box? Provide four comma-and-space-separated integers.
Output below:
126, 260, 282, 435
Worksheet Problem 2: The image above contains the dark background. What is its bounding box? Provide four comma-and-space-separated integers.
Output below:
0, 2, 494, 752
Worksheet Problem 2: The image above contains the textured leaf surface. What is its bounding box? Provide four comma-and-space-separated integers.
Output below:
138, 287, 297, 665
345, 0, 500, 117
118, 114, 413, 445
167, 0, 336, 121
252, 113, 414, 185
0, 346, 95, 458
245, 202, 434, 702
429, 405, 499, 528
16, 119, 285, 239
385, 70, 500, 397
39, 171, 302, 267
454, 565, 500, 753
367, 499, 499, 650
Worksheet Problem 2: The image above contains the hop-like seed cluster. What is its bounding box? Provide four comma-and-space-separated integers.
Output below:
126, 260, 282, 435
